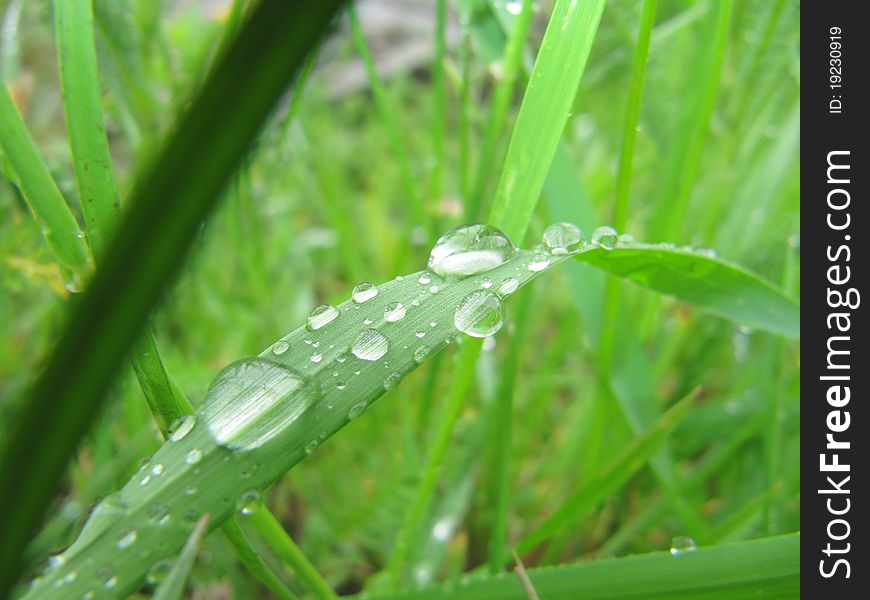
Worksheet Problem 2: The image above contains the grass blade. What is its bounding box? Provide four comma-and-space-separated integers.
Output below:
152, 514, 210, 600
222, 519, 300, 600
0, 2, 346, 594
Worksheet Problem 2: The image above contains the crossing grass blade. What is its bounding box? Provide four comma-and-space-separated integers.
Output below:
152, 514, 210, 600
0, 2, 347, 595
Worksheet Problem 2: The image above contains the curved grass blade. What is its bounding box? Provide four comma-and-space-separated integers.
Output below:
358, 534, 799, 600
0, 2, 347, 595
575, 243, 799, 339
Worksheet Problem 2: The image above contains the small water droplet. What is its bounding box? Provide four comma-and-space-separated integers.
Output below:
415, 331, 426, 339
670, 536, 697, 556
82, 590, 96, 600
454, 291, 505, 338
271, 340, 290, 355
496, 277, 519, 297
480, 277, 492, 289
304, 440, 319, 455
385, 302, 407, 322
429, 285, 440, 294
383, 371, 401, 390
348, 402, 367, 420
186, 448, 203, 464
411, 299, 421, 307
395, 275, 404, 281
151, 463, 164, 477
352, 282, 379, 303
591, 226, 618, 249
168, 415, 196, 442
335, 381, 346, 390
148, 503, 170, 524
310, 352, 323, 363
418, 272, 432, 285
351, 328, 389, 361
304, 338, 313, 345
105, 576, 118, 589
543, 222, 586, 255
307, 304, 340, 331
527, 252, 550, 271
427, 224, 519, 278
146, 559, 173, 585
506, 0, 523, 15
47, 554, 66, 570
238, 490, 261, 515
413, 345, 430, 363
139, 475, 151, 486
117, 530, 138, 550
185, 486, 198, 496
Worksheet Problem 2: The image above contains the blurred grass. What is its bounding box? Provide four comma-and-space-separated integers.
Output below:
0, 0, 799, 596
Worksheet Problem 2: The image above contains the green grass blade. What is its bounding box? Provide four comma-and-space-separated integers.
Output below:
517, 389, 696, 554
222, 519, 300, 600
152, 514, 210, 600
489, 0, 606, 243
361, 534, 799, 600
430, 0, 447, 206
574, 243, 799, 338
0, 2, 346, 594
0, 83, 92, 284
53, 0, 119, 258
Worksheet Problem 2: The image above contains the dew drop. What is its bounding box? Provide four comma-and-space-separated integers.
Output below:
146, 559, 173, 585
271, 340, 290, 356
117, 530, 138, 550
150, 463, 164, 477
105, 576, 118, 590
383, 371, 401, 390
47, 554, 65, 570
238, 490, 261, 515
418, 272, 432, 285
411, 299, 421, 307
363, 317, 373, 325
591, 226, 618, 249
304, 440, 319, 455
527, 252, 550, 272
168, 415, 196, 442
352, 282, 379, 303
336, 381, 346, 390
148, 504, 170, 524
307, 304, 339, 331
185, 486, 198, 496
384, 302, 407, 322
202, 358, 318, 451
348, 402, 367, 420
310, 352, 323, 363
413, 345, 430, 363
670, 536, 697, 556
543, 222, 586, 255
415, 331, 426, 339
506, 0, 523, 15
186, 448, 203, 464
82, 590, 96, 600
454, 291, 505, 338
139, 475, 151, 486
427, 224, 518, 278
480, 277, 492, 289
351, 328, 389, 361
496, 277, 519, 297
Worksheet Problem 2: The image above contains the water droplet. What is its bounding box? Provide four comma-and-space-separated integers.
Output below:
310, 352, 323, 363
238, 490, 261, 515
427, 224, 518, 278
383, 371, 401, 390
47, 554, 66, 570
496, 277, 519, 297
336, 353, 348, 363
146, 559, 173, 585
506, 0, 523, 15
307, 304, 339, 331
304, 440, 319, 455
186, 448, 203, 464
411, 298, 421, 307
335, 381, 346, 390
271, 340, 290, 356
168, 415, 196, 442
384, 302, 407, 322
670, 536, 697, 556
139, 475, 151, 486
304, 338, 313, 345
395, 275, 404, 281
148, 503, 170, 524
480, 277, 492, 289
185, 486, 198, 496
105, 576, 118, 589
117, 530, 138, 550
415, 331, 426, 339
351, 328, 389, 361
527, 252, 550, 271
348, 402, 367, 420
454, 291, 505, 338
82, 590, 96, 600
150, 463, 164, 477
202, 358, 318, 451
543, 222, 586, 255
62, 571, 77, 585
591, 226, 618, 249
617, 233, 635, 244
415, 346, 432, 363
418, 272, 432, 285
352, 282, 379, 303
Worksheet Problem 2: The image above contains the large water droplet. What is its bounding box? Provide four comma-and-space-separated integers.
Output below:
591, 226, 618, 249
307, 304, 339, 331
543, 222, 586, 255
352, 282, 379, 303
454, 291, 505, 338
497, 277, 519, 297
427, 224, 518, 278
271, 340, 289, 356
384, 302, 407, 322
202, 358, 318, 451
670, 536, 697, 556
168, 415, 196, 442
351, 329, 389, 361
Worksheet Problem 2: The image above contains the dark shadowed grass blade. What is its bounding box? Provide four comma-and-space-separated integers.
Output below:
0, 1, 346, 594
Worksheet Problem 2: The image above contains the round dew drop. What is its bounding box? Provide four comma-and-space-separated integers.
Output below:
185, 448, 203, 464
238, 490, 261, 515
418, 272, 432, 285
384, 302, 407, 322
348, 402, 367, 420
454, 290, 505, 338
271, 340, 290, 356
527, 252, 550, 272
351, 328, 389, 361
496, 277, 519, 297
352, 282, 379, 303
427, 223, 519, 278
117, 530, 138, 550
168, 415, 196, 442
591, 226, 618, 249
307, 304, 339, 331
543, 222, 586, 255
670, 536, 697, 556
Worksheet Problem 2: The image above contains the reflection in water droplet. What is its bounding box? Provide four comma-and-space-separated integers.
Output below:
385, 302, 407, 322
351, 329, 389, 361
271, 340, 290, 356
591, 226, 618, 249
454, 291, 505, 338
352, 282, 379, 303
168, 415, 196, 442
543, 222, 586, 255
427, 223, 518, 278
202, 358, 318, 451
307, 304, 340, 331
670, 536, 697, 556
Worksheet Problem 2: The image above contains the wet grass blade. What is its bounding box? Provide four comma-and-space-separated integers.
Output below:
0, 1, 346, 594
361, 534, 799, 600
